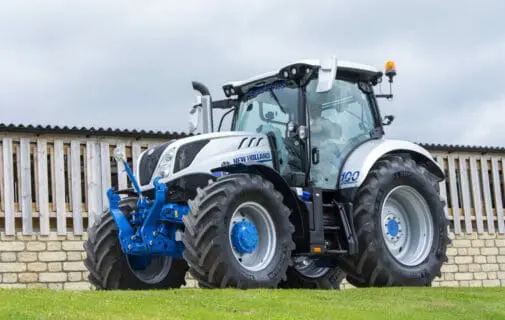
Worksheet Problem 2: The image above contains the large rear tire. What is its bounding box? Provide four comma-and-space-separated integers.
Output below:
83, 199, 189, 290
338, 154, 449, 287
278, 256, 346, 289
181, 173, 295, 289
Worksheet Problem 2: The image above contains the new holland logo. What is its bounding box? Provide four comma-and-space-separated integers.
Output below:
233, 152, 272, 164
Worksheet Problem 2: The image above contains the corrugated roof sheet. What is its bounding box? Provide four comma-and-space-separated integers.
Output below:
0, 123, 503, 153
0, 123, 190, 139
416, 142, 505, 153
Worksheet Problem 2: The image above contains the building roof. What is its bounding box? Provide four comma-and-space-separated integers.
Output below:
0, 123, 503, 153
0, 123, 189, 140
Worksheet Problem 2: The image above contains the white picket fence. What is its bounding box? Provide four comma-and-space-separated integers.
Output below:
1, 132, 504, 236
0, 133, 166, 235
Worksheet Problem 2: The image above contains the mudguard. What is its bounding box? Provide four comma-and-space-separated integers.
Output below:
338, 139, 445, 189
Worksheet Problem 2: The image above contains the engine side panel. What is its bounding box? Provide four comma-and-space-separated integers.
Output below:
338, 139, 444, 190
139, 132, 274, 191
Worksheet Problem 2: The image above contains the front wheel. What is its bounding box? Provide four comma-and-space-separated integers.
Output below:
181, 173, 296, 289
83, 200, 189, 290
338, 154, 449, 287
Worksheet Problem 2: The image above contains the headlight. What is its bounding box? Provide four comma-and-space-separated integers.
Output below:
156, 146, 176, 178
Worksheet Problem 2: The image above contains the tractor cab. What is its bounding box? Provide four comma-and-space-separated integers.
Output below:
189, 58, 397, 190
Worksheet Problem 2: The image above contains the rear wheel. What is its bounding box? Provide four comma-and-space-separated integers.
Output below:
279, 256, 345, 289
338, 154, 449, 287
181, 173, 295, 289
83, 199, 189, 290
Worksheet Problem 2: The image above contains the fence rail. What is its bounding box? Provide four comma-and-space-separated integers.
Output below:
1, 132, 505, 235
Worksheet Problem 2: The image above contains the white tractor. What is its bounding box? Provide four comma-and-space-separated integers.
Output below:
83, 57, 449, 290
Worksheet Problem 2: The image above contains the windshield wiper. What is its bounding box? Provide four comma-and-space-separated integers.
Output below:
269, 89, 287, 114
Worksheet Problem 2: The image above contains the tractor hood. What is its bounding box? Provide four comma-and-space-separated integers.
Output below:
137, 131, 274, 190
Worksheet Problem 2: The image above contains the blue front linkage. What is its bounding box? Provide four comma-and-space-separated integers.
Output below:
106, 159, 188, 258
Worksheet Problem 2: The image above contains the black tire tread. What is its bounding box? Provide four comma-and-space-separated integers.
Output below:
83, 201, 189, 290
338, 154, 450, 287
182, 173, 296, 289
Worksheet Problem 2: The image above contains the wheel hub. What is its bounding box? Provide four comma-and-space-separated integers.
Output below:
380, 185, 434, 267
228, 201, 277, 272
384, 215, 402, 241
231, 221, 259, 254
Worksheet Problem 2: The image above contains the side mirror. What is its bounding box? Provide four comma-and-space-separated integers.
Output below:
189, 96, 202, 133
382, 115, 395, 126
316, 57, 337, 93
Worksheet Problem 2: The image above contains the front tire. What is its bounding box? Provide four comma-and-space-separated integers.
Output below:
181, 173, 295, 289
338, 154, 449, 287
83, 199, 189, 290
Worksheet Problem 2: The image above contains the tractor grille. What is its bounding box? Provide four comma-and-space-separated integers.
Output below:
138, 140, 176, 185
173, 139, 210, 173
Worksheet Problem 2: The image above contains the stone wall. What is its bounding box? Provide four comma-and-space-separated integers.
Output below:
1, 231, 504, 289
0, 232, 90, 290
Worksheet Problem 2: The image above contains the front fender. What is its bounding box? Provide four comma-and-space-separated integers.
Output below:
339, 139, 444, 189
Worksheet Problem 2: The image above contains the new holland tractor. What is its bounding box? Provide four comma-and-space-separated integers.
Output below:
83, 57, 449, 290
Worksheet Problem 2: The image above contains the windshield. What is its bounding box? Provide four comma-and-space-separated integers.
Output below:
235, 81, 302, 176
305, 78, 377, 189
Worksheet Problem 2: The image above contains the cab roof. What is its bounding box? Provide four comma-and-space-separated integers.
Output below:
222, 58, 382, 96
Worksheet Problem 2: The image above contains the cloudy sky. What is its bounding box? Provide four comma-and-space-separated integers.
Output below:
0, 1, 504, 147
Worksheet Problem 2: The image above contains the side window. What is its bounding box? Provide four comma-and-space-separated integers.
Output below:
319, 80, 376, 141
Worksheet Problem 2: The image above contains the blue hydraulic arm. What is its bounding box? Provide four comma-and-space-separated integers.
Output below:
106, 151, 188, 258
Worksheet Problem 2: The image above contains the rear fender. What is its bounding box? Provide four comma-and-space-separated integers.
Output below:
339, 139, 445, 190
212, 163, 309, 251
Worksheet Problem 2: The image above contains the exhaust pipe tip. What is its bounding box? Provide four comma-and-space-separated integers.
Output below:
192, 81, 210, 96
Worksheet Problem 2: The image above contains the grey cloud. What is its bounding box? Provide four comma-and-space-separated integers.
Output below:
0, 1, 504, 147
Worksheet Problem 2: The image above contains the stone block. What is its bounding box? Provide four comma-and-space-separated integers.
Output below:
62, 241, 84, 251
17, 252, 37, 262
485, 240, 495, 247
469, 280, 483, 287
440, 281, 459, 287
441, 264, 458, 273
483, 280, 501, 287
48, 283, 63, 290
481, 247, 499, 255
47, 242, 62, 251
471, 240, 485, 248
39, 272, 67, 283
67, 252, 82, 261
68, 272, 82, 282
0, 242, 25, 251
455, 256, 472, 264
0, 284, 26, 289
474, 256, 487, 264
39, 252, 66, 262
64, 282, 92, 290
454, 273, 473, 281
474, 272, 487, 280
453, 240, 471, 248
0, 252, 16, 262
468, 264, 481, 272
482, 264, 499, 272
26, 241, 46, 251
63, 262, 87, 272
0, 263, 26, 272
27, 283, 48, 289
2, 273, 17, 283
18, 273, 38, 283
27, 262, 47, 272
48, 263, 62, 272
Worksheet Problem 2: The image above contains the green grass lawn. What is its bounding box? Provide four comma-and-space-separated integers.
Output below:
0, 287, 504, 320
